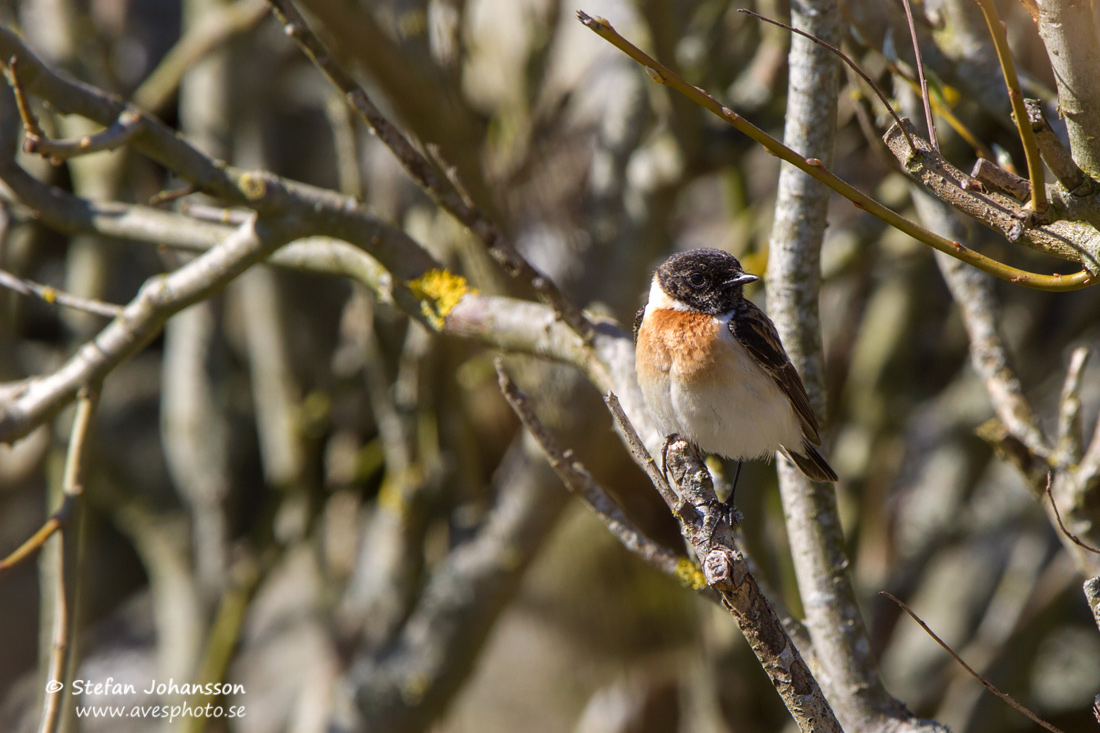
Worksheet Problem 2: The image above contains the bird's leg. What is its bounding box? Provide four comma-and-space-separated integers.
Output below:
726, 460, 743, 508
660, 434, 681, 485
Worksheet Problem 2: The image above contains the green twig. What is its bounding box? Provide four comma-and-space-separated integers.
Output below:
974, 0, 1048, 215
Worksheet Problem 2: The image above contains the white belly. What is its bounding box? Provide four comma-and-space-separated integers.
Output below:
639, 315, 803, 461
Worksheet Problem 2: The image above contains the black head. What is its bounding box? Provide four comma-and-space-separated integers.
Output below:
655, 248, 759, 315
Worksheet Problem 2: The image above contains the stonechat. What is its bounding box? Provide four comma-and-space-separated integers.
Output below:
633, 248, 838, 495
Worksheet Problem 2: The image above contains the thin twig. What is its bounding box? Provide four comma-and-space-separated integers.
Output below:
1023, 98, 1093, 195
265, 0, 596, 344
899, 0, 936, 148
737, 9, 915, 152
882, 591, 1065, 733
132, 0, 269, 114
973, 0, 1047, 215
0, 497, 75, 580
22, 110, 144, 164
495, 362, 691, 583
602, 391, 680, 514
576, 11, 1092, 291
6, 56, 43, 139
0, 215, 293, 445
1045, 473, 1100, 555
149, 185, 196, 206
1055, 347, 1089, 465
842, 23, 995, 160
39, 387, 98, 733
0, 269, 124, 317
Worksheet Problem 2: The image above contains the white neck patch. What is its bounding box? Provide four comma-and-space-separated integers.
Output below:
646, 276, 691, 312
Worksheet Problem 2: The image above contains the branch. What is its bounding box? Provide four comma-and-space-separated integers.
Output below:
1035, 0, 1100, 177
762, 4, 932, 728
576, 11, 1094, 292
883, 592, 1065, 733
0, 27, 248, 204
0, 166, 650, 442
496, 364, 698, 587
0, 268, 123, 318
1055, 347, 1089, 466
264, 0, 595, 344
973, 0, 1047, 214
1024, 98, 1094, 196
601, 394, 841, 732
1084, 578, 1100, 635
38, 387, 98, 733
970, 158, 1030, 202
908, 182, 1051, 464
737, 9, 915, 153
0, 216, 295, 444
1046, 474, 1100, 555
131, 0, 269, 114
21, 108, 144, 164
884, 120, 1100, 275
899, 0, 937, 149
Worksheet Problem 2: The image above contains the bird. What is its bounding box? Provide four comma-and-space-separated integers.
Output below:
633, 248, 837, 500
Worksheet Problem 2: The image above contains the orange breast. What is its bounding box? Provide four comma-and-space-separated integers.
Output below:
637, 309, 721, 382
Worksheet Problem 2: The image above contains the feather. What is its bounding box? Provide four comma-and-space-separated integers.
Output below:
728, 300, 822, 446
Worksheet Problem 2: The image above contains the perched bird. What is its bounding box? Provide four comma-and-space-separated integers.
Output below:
633, 248, 837, 495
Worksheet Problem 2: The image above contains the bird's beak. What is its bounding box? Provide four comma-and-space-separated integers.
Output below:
726, 272, 761, 286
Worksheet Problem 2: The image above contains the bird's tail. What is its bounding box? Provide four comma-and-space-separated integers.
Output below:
787, 441, 838, 482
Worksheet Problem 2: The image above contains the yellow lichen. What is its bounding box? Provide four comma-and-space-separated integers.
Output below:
675, 556, 707, 590
408, 269, 474, 330
238, 172, 267, 201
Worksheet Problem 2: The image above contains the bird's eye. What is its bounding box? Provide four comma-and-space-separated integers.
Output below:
688, 273, 705, 288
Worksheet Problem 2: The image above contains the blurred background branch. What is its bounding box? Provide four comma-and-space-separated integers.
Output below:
1, 0, 1100, 731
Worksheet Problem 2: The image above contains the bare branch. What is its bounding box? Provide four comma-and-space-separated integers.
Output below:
0, 269, 123, 318
1084, 578, 1100, 635
899, 0, 937, 148
1036, 0, 1100, 177
763, 5, 933, 727
601, 392, 680, 516
737, 8, 915, 152
577, 11, 1094, 291
884, 120, 1100, 275
970, 158, 1030, 202
265, 0, 596, 344
1046, 474, 1100, 555
883, 592, 1066, 733
39, 387, 98, 733
132, 0, 269, 114
21, 109, 144, 164
599, 397, 840, 731
1024, 99, 1094, 196
973, 0, 1047, 214
496, 364, 692, 585
1055, 347, 1090, 466
0, 27, 248, 204
0, 216, 295, 444
908, 183, 1051, 465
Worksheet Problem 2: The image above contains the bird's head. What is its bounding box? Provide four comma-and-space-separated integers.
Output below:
653, 248, 760, 315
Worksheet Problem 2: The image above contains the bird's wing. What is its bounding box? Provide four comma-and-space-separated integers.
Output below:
728, 302, 822, 444
633, 305, 646, 345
